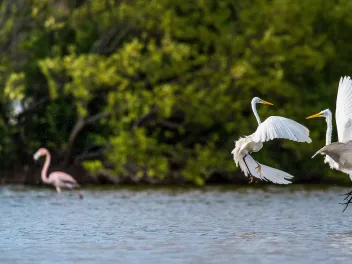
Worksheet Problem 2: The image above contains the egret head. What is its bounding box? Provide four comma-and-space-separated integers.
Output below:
306, 109, 332, 120
33, 148, 48, 161
251, 97, 274, 106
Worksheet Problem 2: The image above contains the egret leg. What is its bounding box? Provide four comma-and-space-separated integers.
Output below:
340, 195, 352, 213
340, 190, 352, 200
243, 155, 254, 184
340, 190, 352, 213
340, 191, 352, 212
248, 152, 262, 176
254, 161, 262, 178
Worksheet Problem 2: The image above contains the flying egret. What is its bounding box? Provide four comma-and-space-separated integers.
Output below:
306, 76, 352, 211
232, 97, 312, 184
34, 148, 83, 198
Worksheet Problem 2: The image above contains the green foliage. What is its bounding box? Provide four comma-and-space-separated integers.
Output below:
0, 0, 352, 184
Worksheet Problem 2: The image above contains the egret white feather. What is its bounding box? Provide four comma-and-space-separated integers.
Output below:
307, 76, 352, 211
336, 76, 352, 143
252, 116, 312, 143
307, 76, 352, 176
236, 153, 293, 184
232, 97, 312, 184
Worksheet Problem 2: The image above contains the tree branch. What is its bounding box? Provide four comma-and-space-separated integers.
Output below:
73, 149, 104, 165
64, 111, 111, 167
132, 106, 158, 129
85, 111, 111, 125
156, 120, 181, 130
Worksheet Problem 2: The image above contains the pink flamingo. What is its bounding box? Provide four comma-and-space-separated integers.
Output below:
33, 148, 83, 198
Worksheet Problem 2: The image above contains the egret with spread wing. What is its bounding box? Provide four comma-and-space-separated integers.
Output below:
307, 76, 352, 211
231, 97, 312, 184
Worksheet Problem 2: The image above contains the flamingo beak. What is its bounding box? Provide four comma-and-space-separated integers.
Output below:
306, 112, 323, 119
260, 99, 274, 106
33, 151, 41, 161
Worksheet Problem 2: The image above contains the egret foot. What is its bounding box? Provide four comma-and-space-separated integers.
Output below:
249, 176, 254, 184
255, 164, 262, 177
340, 191, 352, 200
339, 190, 352, 213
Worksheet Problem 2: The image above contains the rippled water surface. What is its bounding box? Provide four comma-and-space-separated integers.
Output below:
1, 185, 352, 263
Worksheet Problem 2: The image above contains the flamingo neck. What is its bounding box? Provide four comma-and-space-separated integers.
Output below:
251, 101, 261, 125
41, 152, 51, 184
325, 114, 332, 145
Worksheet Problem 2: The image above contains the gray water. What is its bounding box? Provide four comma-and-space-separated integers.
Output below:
1, 185, 352, 264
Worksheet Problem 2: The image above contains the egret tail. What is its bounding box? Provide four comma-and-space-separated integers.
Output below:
238, 154, 294, 184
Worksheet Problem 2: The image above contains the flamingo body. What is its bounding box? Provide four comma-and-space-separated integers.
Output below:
34, 148, 82, 198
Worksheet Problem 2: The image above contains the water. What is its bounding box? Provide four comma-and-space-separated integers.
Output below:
1, 185, 352, 264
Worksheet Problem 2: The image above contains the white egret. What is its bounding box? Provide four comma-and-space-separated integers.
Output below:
306, 76, 352, 211
232, 97, 312, 184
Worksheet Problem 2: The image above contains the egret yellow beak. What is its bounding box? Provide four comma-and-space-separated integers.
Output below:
306, 112, 323, 119
260, 99, 274, 106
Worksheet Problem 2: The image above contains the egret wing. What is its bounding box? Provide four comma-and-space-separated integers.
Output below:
238, 154, 293, 184
335, 76, 352, 142
312, 141, 352, 168
252, 116, 312, 143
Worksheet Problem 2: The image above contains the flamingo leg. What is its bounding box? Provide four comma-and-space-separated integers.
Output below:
55, 186, 62, 198
66, 184, 83, 199
74, 189, 84, 199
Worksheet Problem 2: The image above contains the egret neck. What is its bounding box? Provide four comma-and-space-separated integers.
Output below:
251, 100, 261, 125
325, 112, 332, 145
